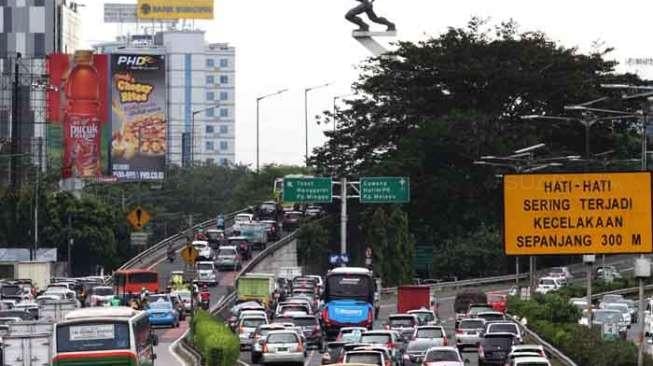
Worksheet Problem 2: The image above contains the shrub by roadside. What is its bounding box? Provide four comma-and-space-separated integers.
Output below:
190, 310, 240, 366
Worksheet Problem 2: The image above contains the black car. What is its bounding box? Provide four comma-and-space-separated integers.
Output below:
478, 332, 516, 366
256, 201, 281, 221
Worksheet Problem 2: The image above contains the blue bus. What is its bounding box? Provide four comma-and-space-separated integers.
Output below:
321, 267, 375, 337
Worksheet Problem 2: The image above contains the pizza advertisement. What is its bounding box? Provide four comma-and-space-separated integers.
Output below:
109, 54, 167, 181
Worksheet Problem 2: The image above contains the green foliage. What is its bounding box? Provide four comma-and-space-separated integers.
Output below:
296, 219, 329, 274
190, 310, 240, 366
310, 18, 645, 279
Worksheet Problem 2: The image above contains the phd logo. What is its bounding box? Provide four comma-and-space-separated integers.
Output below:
117, 56, 155, 67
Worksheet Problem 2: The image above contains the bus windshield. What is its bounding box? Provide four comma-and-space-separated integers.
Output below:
56, 321, 130, 353
325, 274, 373, 302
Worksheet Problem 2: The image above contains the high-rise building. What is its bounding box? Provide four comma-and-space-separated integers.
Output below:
0, 0, 82, 176
95, 30, 236, 166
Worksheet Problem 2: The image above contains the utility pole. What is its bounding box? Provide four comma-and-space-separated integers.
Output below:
340, 177, 347, 257
33, 137, 42, 261
67, 214, 73, 276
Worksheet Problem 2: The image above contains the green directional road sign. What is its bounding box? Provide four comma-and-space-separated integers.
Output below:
283, 177, 333, 203
360, 177, 410, 203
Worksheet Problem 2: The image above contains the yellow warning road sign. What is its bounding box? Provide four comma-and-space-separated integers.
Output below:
180, 245, 199, 264
503, 172, 653, 255
127, 207, 151, 231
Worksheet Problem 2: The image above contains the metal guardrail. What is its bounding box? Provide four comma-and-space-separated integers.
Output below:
113, 208, 250, 274
516, 319, 578, 366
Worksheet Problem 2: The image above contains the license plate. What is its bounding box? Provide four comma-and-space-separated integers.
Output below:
277, 347, 288, 352
466, 331, 475, 335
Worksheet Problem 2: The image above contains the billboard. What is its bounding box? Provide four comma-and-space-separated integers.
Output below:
47, 52, 110, 179
137, 0, 214, 20
104, 3, 139, 23
503, 172, 653, 255
110, 54, 167, 181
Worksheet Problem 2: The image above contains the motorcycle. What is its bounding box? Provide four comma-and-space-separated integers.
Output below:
167, 250, 175, 263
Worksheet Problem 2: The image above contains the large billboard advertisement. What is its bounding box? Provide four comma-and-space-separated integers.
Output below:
47, 52, 110, 179
137, 0, 214, 20
110, 54, 166, 181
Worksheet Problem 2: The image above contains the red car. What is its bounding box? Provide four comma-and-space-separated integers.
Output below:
487, 292, 507, 313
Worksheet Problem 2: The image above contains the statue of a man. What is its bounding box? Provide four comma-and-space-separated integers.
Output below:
345, 0, 396, 32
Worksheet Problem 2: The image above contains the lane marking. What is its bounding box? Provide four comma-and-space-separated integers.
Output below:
169, 328, 190, 366
238, 361, 250, 366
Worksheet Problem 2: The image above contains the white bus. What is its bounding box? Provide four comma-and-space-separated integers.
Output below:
52, 307, 157, 366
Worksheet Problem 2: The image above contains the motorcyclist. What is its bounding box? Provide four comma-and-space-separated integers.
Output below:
167, 243, 175, 262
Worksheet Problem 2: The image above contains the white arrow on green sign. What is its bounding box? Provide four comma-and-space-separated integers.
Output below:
360, 177, 410, 203
283, 177, 333, 203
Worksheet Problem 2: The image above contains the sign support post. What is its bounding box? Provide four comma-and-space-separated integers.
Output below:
340, 177, 348, 257
583, 255, 595, 326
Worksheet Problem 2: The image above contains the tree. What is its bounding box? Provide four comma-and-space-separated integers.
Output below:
296, 219, 329, 274
310, 18, 645, 279
386, 207, 414, 285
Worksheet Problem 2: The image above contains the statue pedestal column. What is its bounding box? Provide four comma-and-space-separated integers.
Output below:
352, 30, 397, 57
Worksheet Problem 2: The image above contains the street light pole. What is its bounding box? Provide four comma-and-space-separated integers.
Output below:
256, 89, 288, 173
190, 103, 221, 164
304, 83, 331, 164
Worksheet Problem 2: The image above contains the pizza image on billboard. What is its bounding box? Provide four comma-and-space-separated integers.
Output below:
109, 54, 167, 181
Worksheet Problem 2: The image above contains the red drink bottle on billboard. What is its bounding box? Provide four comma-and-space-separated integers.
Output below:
63, 50, 102, 178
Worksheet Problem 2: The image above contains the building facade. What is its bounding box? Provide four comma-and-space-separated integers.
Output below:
96, 30, 236, 166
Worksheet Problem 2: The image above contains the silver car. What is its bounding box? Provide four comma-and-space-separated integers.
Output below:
261, 330, 306, 365
404, 339, 442, 364
239, 316, 268, 350
455, 318, 485, 350
216, 246, 241, 271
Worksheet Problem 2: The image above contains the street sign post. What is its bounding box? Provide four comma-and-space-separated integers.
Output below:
127, 207, 151, 231
360, 177, 410, 203
503, 172, 653, 255
283, 177, 333, 203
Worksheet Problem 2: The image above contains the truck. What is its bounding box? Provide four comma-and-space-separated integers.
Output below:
2, 333, 51, 366
38, 299, 77, 323
397, 285, 431, 313
237, 273, 275, 307
238, 222, 269, 250
14, 262, 52, 291
277, 266, 302, 281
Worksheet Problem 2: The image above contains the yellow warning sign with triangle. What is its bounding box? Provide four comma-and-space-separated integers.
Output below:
127, 207, 151, 231
180, 245, 199, 264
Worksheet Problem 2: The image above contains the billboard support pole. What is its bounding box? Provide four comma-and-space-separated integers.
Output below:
10, 53, 21, 196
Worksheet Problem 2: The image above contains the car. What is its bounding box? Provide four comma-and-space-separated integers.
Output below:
343, 350, 387, 366
509, 344, 547, 358
321, 341, 347, 365
412, 325, 447, 344
590, 309, 626, 339
359, 330, 403, 365
483, 322, 522, 344
601, 294, 624, 303
260, 330, 306, 365
291, 315, 323, 349
13, 303, 39, 319
599, 302, 632, 328
386, 314, 419, 339
421, 346, 465, 366
535, 277, 562, 294
548, 266, 573, 281
173, 289, 193, 313
408, 309, 438, 326
403, 339, 443, 365
239, 309, 269, 321
305, 205, 324, 217
85, 286, 114, 307
478, 332, 516, 366
251, 324, 287, 364
239, 315, 268, 350
476, 312, 507, 323
276, 303, 310, 317
455, 318, 485, 351
486, 293, 507, 313
280, 298, 314, 314
336, 326, 367, 343
146, 299, 180, 328
595, 265, 622, 281
205, 228, 225, 247
196, 261, 219, 286
454, 292, 488, 325
257, 201, 281, 221
510, 356, 551, 366
216, 246, 242, 271
569, 298, 588, 310
283, 211, 304, 231
467, 303, 494, 319
192, 240, 213, 261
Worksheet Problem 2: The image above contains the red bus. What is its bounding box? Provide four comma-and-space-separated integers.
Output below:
113, 269, 159, 295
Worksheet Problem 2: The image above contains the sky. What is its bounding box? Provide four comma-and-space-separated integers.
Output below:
79, 0, 653, 167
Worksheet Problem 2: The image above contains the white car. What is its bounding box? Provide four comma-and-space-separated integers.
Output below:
511, 356, 551, 365
233, 213, 254, 232
238, 315, 268, 350
535, 277, 562, 294
192, 240, 213, 260
196, 261, 219, 286
422, 346, 465, 366
484, 321, 523, 344
549, 266, 573, 281
599, 302, 632, 327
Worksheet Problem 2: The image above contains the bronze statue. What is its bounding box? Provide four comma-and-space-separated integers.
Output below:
346, 0, 396, 32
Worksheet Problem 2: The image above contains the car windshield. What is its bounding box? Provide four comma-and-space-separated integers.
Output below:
259, 328, 284, 337
425, 350, 460, 362
605, 304, 628, 313
412, 312, 435, 323
219, 249, 237, 256
594, 311, 621, 322
267, 333, 298, 343
291, 317, 316, 327
540, 279, 555, 285
460, 320, 484, 329
346, 353, 382, 364
484, 337, 513, 347
149, 301, 172, 310
281, 306, 307, 313
469, 305, 492, 313
360, 334, 390, 344
92, 287, 113, 296
415, 328, 443, 338
242, 318, 266, 328
489, 323, 518, 334
550, 268, 563, 273
479, 313, 504, 321
197, 263, 213, 270
390, 318, 414, 327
